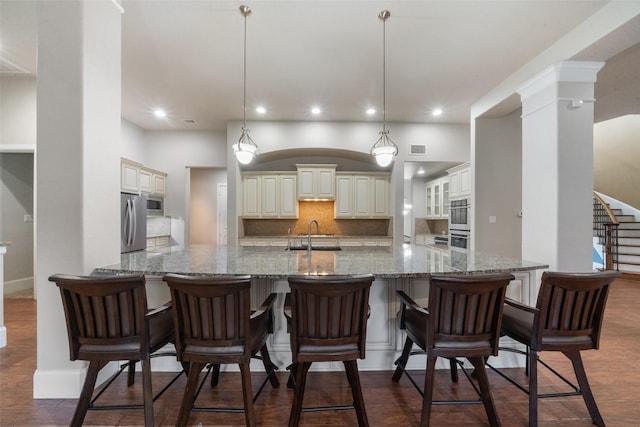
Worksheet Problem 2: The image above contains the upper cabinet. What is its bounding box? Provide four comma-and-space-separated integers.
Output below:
425, 176, 449, 219
242, 172, 298, 218
447, 162, 471, 199
297, 164, 336, 200
121, 158, 167, 196
335, 172, 390, 218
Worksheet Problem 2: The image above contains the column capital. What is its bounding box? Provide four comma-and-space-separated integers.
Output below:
518, 60, 605, 101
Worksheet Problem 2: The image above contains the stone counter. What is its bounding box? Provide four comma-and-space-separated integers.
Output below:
94, 244, 547, 372
95, 243, 545, 278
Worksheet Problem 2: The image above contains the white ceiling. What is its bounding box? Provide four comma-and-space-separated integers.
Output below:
2, 1, 640, 179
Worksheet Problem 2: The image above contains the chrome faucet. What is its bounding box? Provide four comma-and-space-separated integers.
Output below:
307, 219, 320, 254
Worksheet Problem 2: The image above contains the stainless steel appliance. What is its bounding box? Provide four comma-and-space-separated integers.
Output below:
121, 193, 147, 253
449, 229, 470, 249
449, 198, 470, 231
146, 194, 164, 216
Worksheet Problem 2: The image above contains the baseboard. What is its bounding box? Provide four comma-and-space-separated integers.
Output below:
4, 276, 34, 295
33, 363, 119, 399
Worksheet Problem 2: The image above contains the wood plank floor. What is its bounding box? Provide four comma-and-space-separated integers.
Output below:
1, 279, 639, 426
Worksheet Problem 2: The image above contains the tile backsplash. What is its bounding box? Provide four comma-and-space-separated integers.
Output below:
243, 201, 391, 236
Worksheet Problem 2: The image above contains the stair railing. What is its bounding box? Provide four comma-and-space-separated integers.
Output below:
593, 192, 619, 271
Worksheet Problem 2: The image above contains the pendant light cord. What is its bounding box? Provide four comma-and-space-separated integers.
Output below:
382, 13, 386, 133
243, 9, 248, 129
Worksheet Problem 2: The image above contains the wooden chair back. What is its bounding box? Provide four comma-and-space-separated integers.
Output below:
164, 274, 252, 364
534, 271, 619, 351
427, 273, 514, 358
288, 274, 374, 362
50, 273, 149, 362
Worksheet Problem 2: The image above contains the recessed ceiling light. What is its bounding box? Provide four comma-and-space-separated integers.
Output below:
153, 108, 167, 118
366, 108, 376, 116
256, 106, 266, 114
311, 106, 321, 115
432, 108, 443, 117
417, 168, 425, 175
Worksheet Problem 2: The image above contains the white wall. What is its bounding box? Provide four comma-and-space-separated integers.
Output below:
121, 119, 147, 164
0, 75, 37, 147
474, 110, 523, 257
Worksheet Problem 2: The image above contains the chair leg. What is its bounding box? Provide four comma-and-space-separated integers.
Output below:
344, 360, 369, 427
448, 358, 459, 383
260, 344, 280, 388
176, 362, 205, 427
392, 336, 414, 382
287, 363, 297, 389
288, 361, 311, 427
420, 356, 437, 427
239, 362, 257, 427
468, 357, 501, 427
210, 364, 220, 387
70, 361, 101, 427
141, 358, 155, 427
529, 348, 538, 427
563, 351, 605, 427
127, 360, 136, 386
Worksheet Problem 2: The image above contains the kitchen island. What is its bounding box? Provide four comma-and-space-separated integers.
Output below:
95, 244, 547, 371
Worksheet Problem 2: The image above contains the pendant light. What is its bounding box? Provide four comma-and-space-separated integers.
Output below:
370, 10, 398, 168
233, 5, 259, 165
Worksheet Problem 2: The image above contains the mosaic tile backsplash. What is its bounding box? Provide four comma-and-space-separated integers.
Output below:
242, 201, 391, 236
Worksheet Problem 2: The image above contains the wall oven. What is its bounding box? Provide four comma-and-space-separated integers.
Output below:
449, 198, 470, 231
449, 229, 470, 249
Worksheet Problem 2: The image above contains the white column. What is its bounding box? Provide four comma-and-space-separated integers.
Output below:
34, 0, 122, 398
518, 61, 604, 272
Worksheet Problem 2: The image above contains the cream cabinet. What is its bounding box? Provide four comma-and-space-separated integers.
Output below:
335, 173, 390, 218
139, 168, 167, 196
425, 176, 449, 219
242, 173, 298, 218
121, 158, 143, 193
297, 164, 336, 200
447, 162, 471, 199
121, 158, 167, 196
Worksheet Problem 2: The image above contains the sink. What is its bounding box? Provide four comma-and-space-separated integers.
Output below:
286, 246, 342, 251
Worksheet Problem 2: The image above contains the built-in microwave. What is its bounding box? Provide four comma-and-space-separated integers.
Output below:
146, 194, 164, 216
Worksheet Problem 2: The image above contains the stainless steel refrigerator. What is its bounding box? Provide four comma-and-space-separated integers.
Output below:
121, 193, 147, 253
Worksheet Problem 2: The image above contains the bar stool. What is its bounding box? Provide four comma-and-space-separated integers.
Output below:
392, 273, 514, 427
163, 274, 279, 427
286, 274, 375, 427
49, 273, 178, 427
487, 270, 620, 427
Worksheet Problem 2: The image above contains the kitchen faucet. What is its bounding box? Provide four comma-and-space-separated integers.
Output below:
307, 219, 320, 254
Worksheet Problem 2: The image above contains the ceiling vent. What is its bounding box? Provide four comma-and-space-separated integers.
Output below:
409, 144, 427, 155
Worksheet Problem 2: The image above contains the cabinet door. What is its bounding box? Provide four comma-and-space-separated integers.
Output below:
371, 176, 389, 217
441, 181, 449, 218
121, 161, 140, 193
425, 185, 433, 218
317, 169, 335, 199
353, 176, 371, 217
153, 173, 166, 195
139, 168, 152, 193
449, 172, 460, 198
279, 174, 298, 218
261, 175, 279, 217
433, 182, 441, 217
459, 167, 471, 196
297, 169, 315, 199
243, 175, 260, 217
335, 175, 353, 218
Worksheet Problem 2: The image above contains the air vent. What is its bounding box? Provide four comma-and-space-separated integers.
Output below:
410, 144, 426, 155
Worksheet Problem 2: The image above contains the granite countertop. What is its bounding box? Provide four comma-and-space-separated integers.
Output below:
94, 244, 548, 278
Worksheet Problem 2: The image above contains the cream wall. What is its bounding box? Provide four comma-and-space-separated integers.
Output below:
594, 114, 640, 209
189, 168, 227, 245
0, 75, 37, 147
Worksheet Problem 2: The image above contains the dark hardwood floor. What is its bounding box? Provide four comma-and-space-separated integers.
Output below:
1, 279, 639, 426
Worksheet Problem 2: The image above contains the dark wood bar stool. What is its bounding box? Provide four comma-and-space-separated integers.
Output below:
49, 273, 178, 427
392, 273, 514, 427
286, 274, 375, 427
162, 274, 279, 427
487, 270, 620, 427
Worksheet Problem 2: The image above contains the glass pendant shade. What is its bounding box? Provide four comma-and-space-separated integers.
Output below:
233, 127, 258, 165
371, 129, 398, 167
